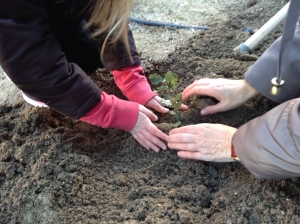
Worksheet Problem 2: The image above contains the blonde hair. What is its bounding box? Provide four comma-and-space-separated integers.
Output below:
86, 0, 134, 61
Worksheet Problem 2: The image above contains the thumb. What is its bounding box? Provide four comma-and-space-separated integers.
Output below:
201, 103, 227, 115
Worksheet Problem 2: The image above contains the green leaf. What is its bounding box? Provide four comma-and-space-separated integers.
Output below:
149, 74, 163, 85
151, 70, 183, 128
164, 95, 173, 100
164, 71, 178, 89
175, 111, 182, 122
173, 101, 182, 111
175, 93, 182, 101
157, 86, 169, 92
168, 93, 181, 111
164, 71, 178, 83
167, 82, 174, 89
168, 111, 176, 115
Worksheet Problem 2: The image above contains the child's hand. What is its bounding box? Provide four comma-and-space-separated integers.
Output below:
145, 96, 169, 113
130, 105, 168, 152
146, 96, 188, 113
112, 66, 188, 113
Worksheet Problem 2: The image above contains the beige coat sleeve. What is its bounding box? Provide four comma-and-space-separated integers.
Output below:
232, 19, 300, 180
244, 19, 300, 104
233, 99, 300, 180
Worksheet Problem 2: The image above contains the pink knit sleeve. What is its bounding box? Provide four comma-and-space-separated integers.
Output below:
80, 91, 139, 131
111, 65, 157, 105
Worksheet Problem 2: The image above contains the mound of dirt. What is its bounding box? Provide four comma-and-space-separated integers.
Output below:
1, 0, 299, 223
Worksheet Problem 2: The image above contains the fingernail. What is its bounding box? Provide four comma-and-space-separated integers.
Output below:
163, 108, 169, 113
201, 109, 207, 115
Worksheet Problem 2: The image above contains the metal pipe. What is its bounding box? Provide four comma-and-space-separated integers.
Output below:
234, 2, 290, 55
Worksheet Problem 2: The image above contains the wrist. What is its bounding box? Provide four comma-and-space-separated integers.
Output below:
243, 79, 258, 99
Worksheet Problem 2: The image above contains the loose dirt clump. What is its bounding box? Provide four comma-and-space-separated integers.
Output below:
1, 0, 299, 223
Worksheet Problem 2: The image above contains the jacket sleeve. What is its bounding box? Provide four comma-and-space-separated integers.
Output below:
233, 99, 300, 180
111, 65, 157, 105
233, 19, 300, 180
0, 0, 100, 119
245, 19, 300, 103
95, 27, 141, 71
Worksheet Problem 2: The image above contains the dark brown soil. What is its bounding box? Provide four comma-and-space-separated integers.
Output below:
1, 1, 299, 223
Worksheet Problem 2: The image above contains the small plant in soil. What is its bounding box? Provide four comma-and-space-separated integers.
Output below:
149, 71, 182, 127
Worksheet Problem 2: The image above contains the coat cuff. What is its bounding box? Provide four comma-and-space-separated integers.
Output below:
80, 91, 139, 131
112, 65, 157, 105
245, 21, 300, 103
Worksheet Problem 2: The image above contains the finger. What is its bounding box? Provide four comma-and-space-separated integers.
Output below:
166, 133, 195, 144
151, 101, 169, 113
167, 142, 198, 152
182, 84, 197, 100
149, 123, 168, 142
182, 79, 210, 100
135, 133, 160, 152
139, 105, 158, 121
183, 79, 211, 93
146, 139, 160, 153
180, 103, 189, 111
178, 151, 218, 162
200, 103, 227, 115
177, 151, 205, 160
169, 125, 199, 135
133, 134, 150, 150
183, 86, 219, 101
144, 130, 166, 151
152, 96, 187, 112
149, 96, 169, 113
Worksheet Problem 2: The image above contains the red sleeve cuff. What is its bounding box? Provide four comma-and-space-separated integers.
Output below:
112, 65, 157, 105
80, 91, 139, 131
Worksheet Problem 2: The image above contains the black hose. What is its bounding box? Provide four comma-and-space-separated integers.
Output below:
129, 17, 209, 30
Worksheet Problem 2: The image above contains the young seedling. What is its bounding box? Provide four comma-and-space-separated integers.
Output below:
149, 71, 182, 127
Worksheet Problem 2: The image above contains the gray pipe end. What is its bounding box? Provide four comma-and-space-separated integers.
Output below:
233, 43, 258, 61
233, 43, 252, 56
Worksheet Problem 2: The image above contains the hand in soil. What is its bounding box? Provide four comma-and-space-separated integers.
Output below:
182, 78, 258, 115
166, 123, 237, 162
130, 105, 168, 152
146, 95, 188, 112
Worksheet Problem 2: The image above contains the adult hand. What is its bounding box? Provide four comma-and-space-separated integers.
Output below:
166, 123, 237, 162
146, 96, 189, 113
183, 78, 258, 115
130, 105, 168, 153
